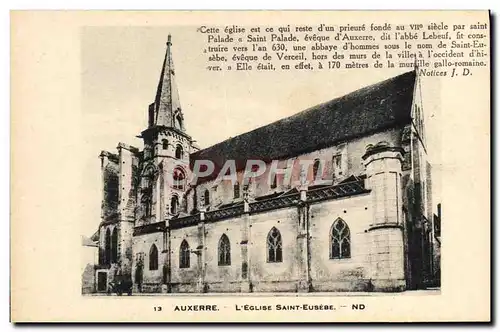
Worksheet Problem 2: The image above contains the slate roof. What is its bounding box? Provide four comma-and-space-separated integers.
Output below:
190, 70, 416, 179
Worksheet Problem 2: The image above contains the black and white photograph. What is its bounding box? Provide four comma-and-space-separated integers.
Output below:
81, 26, 442, 296
10, 10, 489, 323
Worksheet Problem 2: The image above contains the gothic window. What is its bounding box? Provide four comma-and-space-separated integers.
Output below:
270, 173, 277, 189
203, 189, 210, 206
233, 181, 240, 199
149, 244, 158, 271
170, 195, 179, 215
104, 171, 119, 210
330, 219, 351, 259
175, 145, 183, 159
104, 228, 111, 265
332, 154, 343, 180
173, 168, 186, 190
141, 164, 156, 217
313, 159, 321, 180
142, 166, 155, 188
141, 192, 152, 217
111, 228, 118, 263
267, 227, 283, 263
218, 234, 231, 266
179, 240, 190, 268
162, 139, 168, 150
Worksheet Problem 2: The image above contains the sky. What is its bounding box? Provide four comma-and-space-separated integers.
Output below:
80, 26, 442, 236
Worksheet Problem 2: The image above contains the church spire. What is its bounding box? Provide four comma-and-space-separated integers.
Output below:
150, 34, 184, 131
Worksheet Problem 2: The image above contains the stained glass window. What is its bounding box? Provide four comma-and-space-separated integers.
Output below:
179, 240, 190, 268
218, 234, 231, 266
149, 244, 158, 270
267, 227, 283, 263
330, 219, 351, 259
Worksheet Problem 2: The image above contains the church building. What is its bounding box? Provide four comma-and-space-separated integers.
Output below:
91, 35, 438, 294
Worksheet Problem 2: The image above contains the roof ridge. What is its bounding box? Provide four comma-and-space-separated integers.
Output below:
190, 70, 417, 177
194, 70, 416, 153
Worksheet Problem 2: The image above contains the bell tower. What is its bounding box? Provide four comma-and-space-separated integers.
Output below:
137, 35, 193, 226
149, 34, 185, 132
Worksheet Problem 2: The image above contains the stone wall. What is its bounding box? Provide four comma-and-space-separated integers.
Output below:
309, 193, 372, 291
204, 217, 244, 292
248, 207, 299, 292
131, 232, 165, 293
169, 225, 199, 292
117, 144, 138, 275
186, 129, 401, 214
162, 186, 404, 293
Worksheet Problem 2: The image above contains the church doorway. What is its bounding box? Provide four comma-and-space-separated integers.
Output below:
135, 264, 143, 293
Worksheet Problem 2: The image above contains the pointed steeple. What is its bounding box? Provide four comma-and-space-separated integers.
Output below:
150, 34, 184, 131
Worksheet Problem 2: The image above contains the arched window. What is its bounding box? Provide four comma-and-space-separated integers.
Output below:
162, 139, 168, 150
142, 164, 156, 188
173, 168, 185, 190
218, 234, 231, 266
270, 173, 277, 189
111, 228, 118, 263
175, 145, 183, 159
170, 195, 179, 215
332, 154, 343, 180
104, 229, 111, 265
233, 181, 240, 199
141, 164, 155, 217
267, 227, 283, 263
330, 218, 351, 259
141, 192, 152, 217
179, 240, 190, 268
203, 189, 210, 206
149, 244, 158, 270
313, 159, 321, 180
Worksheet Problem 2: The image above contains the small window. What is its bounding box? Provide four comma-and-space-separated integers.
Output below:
267, 227, 283, 263
162, 139, 168, 150
332, 154, 343, 180
330, 219, 351, 259
179, 240, 190, 268
173, 168, 185, 190
313, 159, 321, 180
203, 189, 210, 206
218, 234, 231, 266
141, 192, 152, 217
170, 195, 179, 215
233, 181, 240, 199
175, 145, 183, 159
149, 244, 158, 270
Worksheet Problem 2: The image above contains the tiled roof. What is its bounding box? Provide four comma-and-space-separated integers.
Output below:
190, 70, 416, 179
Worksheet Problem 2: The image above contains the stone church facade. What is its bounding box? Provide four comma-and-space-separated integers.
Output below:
91, 36, 439, 294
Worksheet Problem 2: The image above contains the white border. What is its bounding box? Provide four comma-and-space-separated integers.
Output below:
4, 2, 497, 331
